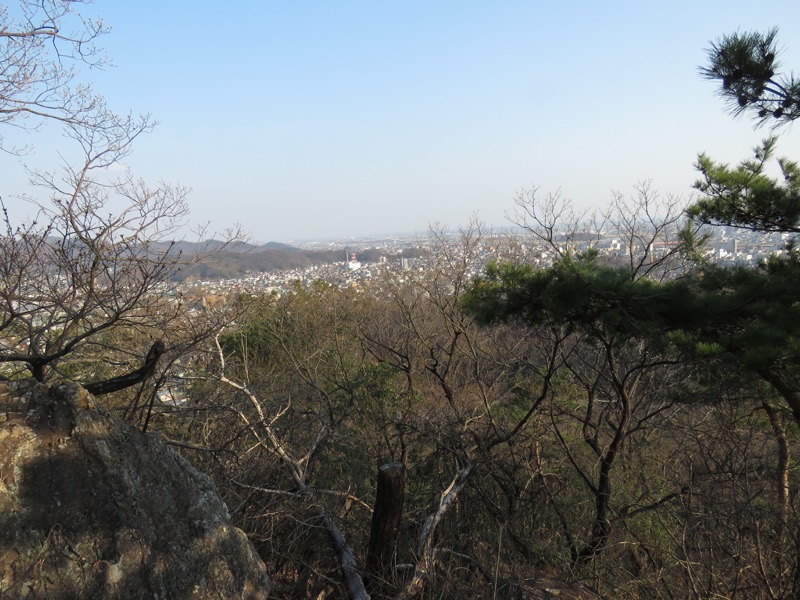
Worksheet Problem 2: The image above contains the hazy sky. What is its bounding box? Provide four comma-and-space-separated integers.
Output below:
5, 1, 800, 243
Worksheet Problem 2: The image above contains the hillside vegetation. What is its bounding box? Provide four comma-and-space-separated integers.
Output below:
2, 3, 800, 598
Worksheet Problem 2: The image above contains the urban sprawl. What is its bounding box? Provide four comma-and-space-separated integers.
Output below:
181, 226, 791, 302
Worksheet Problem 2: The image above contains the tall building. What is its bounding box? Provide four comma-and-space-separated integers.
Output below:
347, 251, 361, 271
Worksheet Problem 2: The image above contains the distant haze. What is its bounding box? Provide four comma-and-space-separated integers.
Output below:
4, 1, 800, 242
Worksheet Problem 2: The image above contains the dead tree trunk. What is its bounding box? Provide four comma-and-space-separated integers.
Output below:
366, 462, 406, 589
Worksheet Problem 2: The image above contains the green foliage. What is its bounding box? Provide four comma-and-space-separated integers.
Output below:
679, 257, 800, 370
691, 137, 800, 233
683, 27, 800, 424
464, 252, 692, 344
467, 249, 800, 384
701, 28, 800, 126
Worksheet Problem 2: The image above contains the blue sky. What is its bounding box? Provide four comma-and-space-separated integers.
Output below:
5, 1, 800, 243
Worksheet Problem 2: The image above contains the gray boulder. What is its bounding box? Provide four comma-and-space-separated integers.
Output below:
0, 379, 270, 599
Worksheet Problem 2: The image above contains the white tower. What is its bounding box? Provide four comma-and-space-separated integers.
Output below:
347, 251, 361, 270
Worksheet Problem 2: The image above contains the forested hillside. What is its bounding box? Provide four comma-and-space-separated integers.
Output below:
2, 1, 800, 597
134, 28, 800, 599
169, 243, 427, 281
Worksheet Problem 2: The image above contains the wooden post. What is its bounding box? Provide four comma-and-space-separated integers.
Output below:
366, 462, 406, 583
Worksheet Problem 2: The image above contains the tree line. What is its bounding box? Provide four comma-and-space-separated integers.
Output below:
2, 4, 799, 597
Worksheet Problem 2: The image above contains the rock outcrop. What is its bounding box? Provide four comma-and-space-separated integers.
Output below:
0, 379, 270, 599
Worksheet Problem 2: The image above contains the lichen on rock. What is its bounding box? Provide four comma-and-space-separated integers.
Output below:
0, 379, 270, 599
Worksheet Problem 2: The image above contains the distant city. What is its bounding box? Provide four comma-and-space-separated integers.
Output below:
175, 226, 791, 304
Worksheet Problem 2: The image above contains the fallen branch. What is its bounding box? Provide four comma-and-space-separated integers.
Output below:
82, 340, 165, 396
398, 461, 472, 600
321, 512, 371, 600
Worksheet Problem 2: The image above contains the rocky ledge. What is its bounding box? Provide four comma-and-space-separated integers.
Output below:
0, 379, 269, 599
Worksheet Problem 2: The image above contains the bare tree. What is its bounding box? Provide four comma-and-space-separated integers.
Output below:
0, 78, 242, 386
603, 181, 698, 281
509, 187, 599, 263
0, 1, 240, 389
0, 133, 185, 380
358, 223, 568, 597
509, 183, 702, 280
0, 0, 133, 149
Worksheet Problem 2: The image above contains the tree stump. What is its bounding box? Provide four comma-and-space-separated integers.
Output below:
366, 462, 406, 586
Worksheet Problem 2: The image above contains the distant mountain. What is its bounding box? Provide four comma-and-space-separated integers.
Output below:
260, 241, 299, 251
149, 240, 262, 255
41, 236, 427, 282
168, 243, 428, 281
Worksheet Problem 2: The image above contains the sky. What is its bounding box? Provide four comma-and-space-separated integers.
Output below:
5, 1, 800, 243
